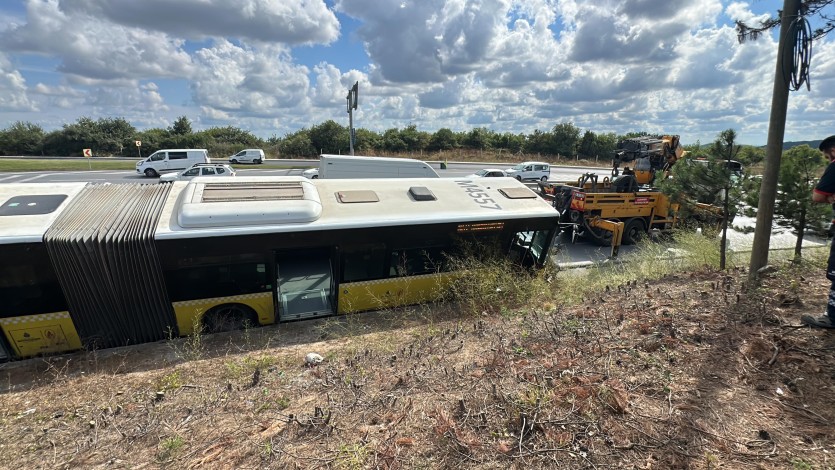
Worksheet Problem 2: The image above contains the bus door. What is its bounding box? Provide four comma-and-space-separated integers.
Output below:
274, 249, 335, 321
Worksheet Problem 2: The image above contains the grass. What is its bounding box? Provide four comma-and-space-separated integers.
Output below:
0, 158, 137, 172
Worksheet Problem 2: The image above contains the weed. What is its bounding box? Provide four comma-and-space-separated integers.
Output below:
335, 442, 371, 470
158, 435, 185, 462
791, 458, 813, 470
168, 313, 206, 362
704, 451, 719, 469
157, 371, 183, 392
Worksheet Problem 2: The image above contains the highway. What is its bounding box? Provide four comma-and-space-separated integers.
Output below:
0, 158, 610, 184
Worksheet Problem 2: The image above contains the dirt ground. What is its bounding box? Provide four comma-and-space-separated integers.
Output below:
1, 264, 833, 469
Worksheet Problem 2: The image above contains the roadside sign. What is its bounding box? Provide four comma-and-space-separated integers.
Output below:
83, 148, 92, 158
135, 140, 142, 147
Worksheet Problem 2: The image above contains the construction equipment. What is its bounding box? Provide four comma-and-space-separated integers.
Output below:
539, 173, 680, 257
611, 135, 685, 185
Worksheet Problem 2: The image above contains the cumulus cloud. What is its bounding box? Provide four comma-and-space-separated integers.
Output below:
61, 0, 340, 45
0, 0, 833, 144
191, 40, 311, 117
0, 0, 195, 81
0, 53, 36, 111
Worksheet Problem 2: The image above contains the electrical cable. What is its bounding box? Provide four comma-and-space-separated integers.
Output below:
782, 15, 813, 91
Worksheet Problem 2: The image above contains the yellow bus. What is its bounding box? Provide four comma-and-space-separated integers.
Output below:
0, 176, 559, 360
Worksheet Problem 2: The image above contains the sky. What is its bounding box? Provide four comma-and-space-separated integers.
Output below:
0, 0, 832, 146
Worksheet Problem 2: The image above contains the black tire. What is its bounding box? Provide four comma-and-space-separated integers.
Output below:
540, 175, 548, 182
144, 168, 157, 177
230, 159, 238, 164
515, 175, 522, 181
255, 159, 262, 164
622, 218, 646, 245
203, 304, 258, 333
312, 175, 319, 179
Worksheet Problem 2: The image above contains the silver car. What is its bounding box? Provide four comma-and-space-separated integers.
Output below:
159, 163, 237, 182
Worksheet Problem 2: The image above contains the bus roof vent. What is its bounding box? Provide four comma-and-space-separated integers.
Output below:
200, 181, 306, 202
408, 186, 436, 201
178, 179, 322, 228
498, 187, 538, 199
336, 190, 379, 203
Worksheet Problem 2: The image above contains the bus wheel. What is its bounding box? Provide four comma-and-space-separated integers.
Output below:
203, 304, 258, 333
622, 218, 646, 245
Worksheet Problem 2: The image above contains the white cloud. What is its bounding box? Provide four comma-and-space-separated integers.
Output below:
191, 39, 315, 125
0, 0, 833, 145
0, 53, 36, 111
0, 0, 196, 81
63, 0, 340, 45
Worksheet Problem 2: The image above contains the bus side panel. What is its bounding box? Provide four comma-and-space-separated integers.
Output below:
337, 272, 455, 314
172, 292, 274, 335
0, 311, 82, 357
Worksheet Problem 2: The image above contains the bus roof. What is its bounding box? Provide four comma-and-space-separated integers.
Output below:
0, 182, 87, 244
155, 176, 557, 239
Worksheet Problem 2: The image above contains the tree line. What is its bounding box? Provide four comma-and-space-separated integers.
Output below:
0, 116, 769, 166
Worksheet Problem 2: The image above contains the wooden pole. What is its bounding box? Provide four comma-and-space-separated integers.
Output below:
748, 0, 802, 282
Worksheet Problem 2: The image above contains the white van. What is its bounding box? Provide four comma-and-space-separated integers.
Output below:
136, 149, 210, 177
505, 161, 550, 182
304, 154, 440, 179
228, 148, 265, 164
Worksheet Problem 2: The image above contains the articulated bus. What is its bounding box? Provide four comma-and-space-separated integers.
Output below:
0, 176, 559, 361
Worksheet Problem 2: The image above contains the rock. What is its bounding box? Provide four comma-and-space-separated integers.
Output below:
757, 265, 778, 276
305, 352, 324, 365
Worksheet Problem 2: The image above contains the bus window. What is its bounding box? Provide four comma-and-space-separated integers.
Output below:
510, 230, 551, 265
168, 262, 268, 300
341, 243, 387, 282
390, 246, 448, 276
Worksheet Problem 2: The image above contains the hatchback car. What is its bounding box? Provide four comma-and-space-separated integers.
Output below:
466, 168, 508, 178
159, 163, 236, 182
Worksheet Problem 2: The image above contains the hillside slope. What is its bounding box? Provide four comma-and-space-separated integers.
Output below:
1, 264, 833, 469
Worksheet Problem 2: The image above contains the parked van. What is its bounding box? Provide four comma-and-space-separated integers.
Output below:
303, 154, 440, 179
136, 149, 210, 177
505, 161, 550, 182
228, 148, 265, 164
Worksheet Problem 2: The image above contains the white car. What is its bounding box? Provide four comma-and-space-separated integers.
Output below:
302, 168, 319, 179
506, 161, 550, 181
228, 148, 265, 164
466, 168, 508, 178
159, 163, 236, 182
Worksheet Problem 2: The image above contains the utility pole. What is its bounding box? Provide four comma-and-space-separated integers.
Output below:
346, 81, 358, 155
748, 0, 802, 282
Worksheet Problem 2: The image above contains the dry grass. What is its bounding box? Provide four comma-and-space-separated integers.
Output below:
1, 248, 833, 469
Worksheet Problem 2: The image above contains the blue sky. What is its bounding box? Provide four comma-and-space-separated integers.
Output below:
0, 0, 832, 146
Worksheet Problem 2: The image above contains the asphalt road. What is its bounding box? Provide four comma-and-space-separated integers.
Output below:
0, 159, 610, 185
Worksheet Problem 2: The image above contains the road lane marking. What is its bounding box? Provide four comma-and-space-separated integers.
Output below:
16, 174, 51, 182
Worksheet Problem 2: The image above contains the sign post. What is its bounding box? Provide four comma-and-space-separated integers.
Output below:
135, 140, 142, 159
83, 148, 92, 170
346, 82, 358, 155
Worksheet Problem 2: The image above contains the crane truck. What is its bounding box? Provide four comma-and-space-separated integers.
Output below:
538, 135, 722, 257
611, 134, 685, 185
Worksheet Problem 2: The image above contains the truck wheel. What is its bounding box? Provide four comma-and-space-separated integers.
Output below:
255, 159, 262, 164
540, 176, 548, 182
144, 168, 157, 177
516, 175, 522, 181
622, 218, 646, 245
230, 159, 238, 164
